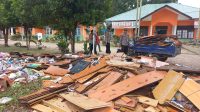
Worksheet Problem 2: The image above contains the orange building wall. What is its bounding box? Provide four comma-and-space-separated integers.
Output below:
177, 20, 194, 26
115, 29, 134, 38
194, 29, 200, 39
32, 28, 45, 35
151, 8, 178, 26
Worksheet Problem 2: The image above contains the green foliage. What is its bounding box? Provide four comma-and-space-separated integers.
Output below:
112, 35, 120, 47
10, 33, 22, 41
57, 39, 69, 54
0, 80, 42, 111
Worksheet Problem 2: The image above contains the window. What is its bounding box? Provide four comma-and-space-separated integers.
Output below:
140, 26, 148, 36
46, 27, 52, 35
177, 30, 182, 38
188, 32, 193, 39
182, 30, 187, 38
177, 26, 194, 39
76, 28, 81, 36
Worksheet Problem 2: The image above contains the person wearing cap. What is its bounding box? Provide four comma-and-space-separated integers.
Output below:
105, 26, 111, 54
120, 29, 129, 54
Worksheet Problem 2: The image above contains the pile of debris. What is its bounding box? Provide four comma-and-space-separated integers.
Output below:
1, 52, 200, 111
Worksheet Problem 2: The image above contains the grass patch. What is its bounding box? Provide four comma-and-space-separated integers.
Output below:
0, 45, 59, 55
0, 80, 42, 111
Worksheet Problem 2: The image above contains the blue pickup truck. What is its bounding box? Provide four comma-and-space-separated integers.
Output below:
128, 35, 182, 61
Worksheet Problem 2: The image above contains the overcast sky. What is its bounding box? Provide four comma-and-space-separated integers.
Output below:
178, 0, 200, 8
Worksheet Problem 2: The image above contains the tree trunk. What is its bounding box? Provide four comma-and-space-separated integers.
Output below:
3, 28, 9, 47
24, 26, 29, 50
71, 30, 76, 53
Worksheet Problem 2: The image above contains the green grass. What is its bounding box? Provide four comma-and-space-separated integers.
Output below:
0, 45, 59, 55
0, 80, 42, 112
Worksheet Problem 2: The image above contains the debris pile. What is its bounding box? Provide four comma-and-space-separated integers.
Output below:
0, 52, 200, 111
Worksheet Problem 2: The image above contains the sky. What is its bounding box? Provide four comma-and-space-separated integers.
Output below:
178, 0, 200, 8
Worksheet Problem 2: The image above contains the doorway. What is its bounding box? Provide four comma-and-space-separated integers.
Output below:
156, 26, 168, 34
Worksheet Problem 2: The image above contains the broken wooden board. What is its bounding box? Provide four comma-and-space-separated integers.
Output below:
179, 78, 200, 110
144, 106, 157, 112
76, 73, 109, 93
114, 97, 138, 108
31, 104, 58, 112
107, 60, 140, 68
89, 71, 166, 102
59, 92, 111, 110
59, 58, 107, 84
77, 67, 112, 84
87, 72, 123, 95
137, 96, 158, 107
44, 66, 69, 76
153, 70, 185, 104
42, 97, 71, 112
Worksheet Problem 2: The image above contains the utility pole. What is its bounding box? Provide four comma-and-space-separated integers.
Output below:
137, 0, 143, 37
135, 0, 139, 37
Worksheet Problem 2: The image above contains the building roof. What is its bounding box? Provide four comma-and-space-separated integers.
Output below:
106, 3, 199, 21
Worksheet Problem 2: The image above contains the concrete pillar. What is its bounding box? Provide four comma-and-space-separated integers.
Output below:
173, 25, 177, 35
150, 25, 153, 36
10, 27, 14, 35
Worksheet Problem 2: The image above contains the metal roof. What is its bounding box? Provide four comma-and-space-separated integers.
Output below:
106, 3, 199, 22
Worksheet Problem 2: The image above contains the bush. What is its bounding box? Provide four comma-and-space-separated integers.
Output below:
10, 33, 22, 41
57, 39, 69, 54
112, 35, 120, 47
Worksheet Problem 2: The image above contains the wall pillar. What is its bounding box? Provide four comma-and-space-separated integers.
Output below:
150, 25, 153, 35
173, 25, 177, 35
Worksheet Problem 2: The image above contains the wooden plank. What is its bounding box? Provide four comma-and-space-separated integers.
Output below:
106, 60, 140, 68
92, 107, 120, 112
89, 71, 166, 102
137, 96, 158, 107
114, 97, 138, 108
179, 78, 200, 110
120, 96, 132, 103
31, 104, 57, 112
144, 106, 157, 112
42, 100, 68, 112
77, 67, 112, 84
76, 73, 109, 93
46, 97, 72, 112
44, 66, 69, 76
87, 72, 123, 95
153, 70, 185, 104
59, 58, 107, 84
59, 92, 111, 110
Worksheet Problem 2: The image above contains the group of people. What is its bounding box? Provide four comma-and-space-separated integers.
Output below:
88, 27, 129, 55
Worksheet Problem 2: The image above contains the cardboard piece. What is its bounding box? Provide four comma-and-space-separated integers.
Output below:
179, 78, 200, 110
44, 66, 69, 76
153, 70, 185, 104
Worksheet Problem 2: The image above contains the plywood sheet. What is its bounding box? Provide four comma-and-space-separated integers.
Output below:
89, 71, 166, 102
137, 96, 158, 107
59, 92, 111, 110
44, 66, 69, 76
179, 78, 200, 110
59, 58, 107, 84
31, 104, 57, 112
87, 72, 122, 95
153, 70, 185, 104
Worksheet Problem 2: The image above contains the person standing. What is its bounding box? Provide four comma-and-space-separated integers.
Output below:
89, 30, 94, 54
89, 30, 97, 54
120, 29, 129, 54
96, 32, 102, 52
105, 26, 111, 54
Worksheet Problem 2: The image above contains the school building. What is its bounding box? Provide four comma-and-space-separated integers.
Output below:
106, 3, 200, 39
11, 25, 90, 41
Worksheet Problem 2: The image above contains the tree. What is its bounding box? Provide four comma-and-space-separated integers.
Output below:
47, 0, 112, 53
11, 0, 48, 49
0, 0, 19, 47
